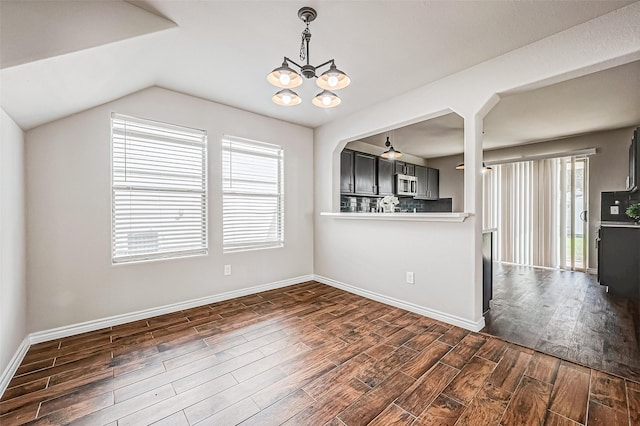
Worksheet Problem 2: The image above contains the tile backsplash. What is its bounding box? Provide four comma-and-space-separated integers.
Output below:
340, 195, 453, 213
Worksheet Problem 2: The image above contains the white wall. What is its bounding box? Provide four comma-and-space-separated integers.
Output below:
314, 4, 640, 329
25, 87, 314, 332
0, 108, 27, 376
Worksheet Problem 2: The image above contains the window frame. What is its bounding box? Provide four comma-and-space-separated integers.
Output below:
110, 113, 208, 264
222, 135, 284, 253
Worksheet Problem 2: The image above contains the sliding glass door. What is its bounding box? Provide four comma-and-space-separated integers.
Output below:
483, 155, 589, 270
563, 157, 589, 271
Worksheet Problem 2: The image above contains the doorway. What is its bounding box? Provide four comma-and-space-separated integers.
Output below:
483, 154, 591, 270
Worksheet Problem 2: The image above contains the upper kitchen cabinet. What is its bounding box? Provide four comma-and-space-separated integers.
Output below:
377, 157, 395, 196
341, 149, 378, 196
415, 165, 439, 200
340, 149, 354, 194
354, 152, 377, 195
394, 161, 415, 176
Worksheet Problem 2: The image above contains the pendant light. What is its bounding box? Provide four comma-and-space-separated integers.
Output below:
381, 136, 403, 160
267, 7, 350, 108
455, 162, 493, 172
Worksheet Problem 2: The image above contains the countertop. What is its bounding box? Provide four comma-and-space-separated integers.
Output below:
600, 221, 640, 228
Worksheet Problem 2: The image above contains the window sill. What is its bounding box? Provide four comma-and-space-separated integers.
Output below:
320, 212, 470, 222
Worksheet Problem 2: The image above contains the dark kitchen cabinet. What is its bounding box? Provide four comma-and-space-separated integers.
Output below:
394, 161, 415, 176
377, 157, 395, 196
628, 127, 639, 192
354, 152, 377, 195
427, 167, 439, 199
598, 226, 640, 299
414, 166, 439, 200
340, 150, 354, 194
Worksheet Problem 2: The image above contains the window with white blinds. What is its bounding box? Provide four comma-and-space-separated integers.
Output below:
222, 136, 284, 252
111, 113, 207, 263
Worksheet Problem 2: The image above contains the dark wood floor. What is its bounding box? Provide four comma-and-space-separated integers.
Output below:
483, 263, 640, 382
1, 281, 639, 425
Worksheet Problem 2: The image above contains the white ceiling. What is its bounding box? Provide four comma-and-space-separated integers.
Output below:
357, 60, 640, 158
0, 0, 635, 131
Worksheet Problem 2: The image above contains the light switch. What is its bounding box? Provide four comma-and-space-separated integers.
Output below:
610, 206, 619, 215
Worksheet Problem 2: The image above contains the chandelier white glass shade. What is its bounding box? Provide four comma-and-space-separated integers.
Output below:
272, 89, 302, 106
312, 90, 340, 108
381, 136, 403, 159
267, 7, 350, 108
267, 61, 303, 89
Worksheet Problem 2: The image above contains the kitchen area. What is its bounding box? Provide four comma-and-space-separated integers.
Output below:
597, 126, 640, 302
340, 146, 452, 213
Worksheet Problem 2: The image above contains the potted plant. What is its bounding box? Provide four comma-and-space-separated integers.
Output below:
626, 202, 640, 222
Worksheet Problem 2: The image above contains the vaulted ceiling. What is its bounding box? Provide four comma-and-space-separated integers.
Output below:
0, 0, 636, 135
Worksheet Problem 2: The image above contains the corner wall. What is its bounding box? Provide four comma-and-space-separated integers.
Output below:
25, 87, 314, 332
0, 108, 27, 380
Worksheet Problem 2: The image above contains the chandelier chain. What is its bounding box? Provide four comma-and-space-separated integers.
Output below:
300, 24, 311, 62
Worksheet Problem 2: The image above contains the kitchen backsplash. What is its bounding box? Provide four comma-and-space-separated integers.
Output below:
340, 195, 453, 213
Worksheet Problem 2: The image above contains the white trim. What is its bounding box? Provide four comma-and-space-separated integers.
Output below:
29, 275, 313, 344
320, 212, 470, 222
485, 148, 597, 166
313, 275, 485, 332
0, 336, 30, 398
587, 268, 598, 275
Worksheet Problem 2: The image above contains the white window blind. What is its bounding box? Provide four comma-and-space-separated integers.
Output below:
222, 136, 284, 252
111, 113, 207, 263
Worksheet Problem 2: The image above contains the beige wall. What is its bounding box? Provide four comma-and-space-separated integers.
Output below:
0, 108, 27, 377
25, 87, 314, 332
427, 127, 635, 267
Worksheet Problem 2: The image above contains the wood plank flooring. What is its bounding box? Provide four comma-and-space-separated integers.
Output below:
483, 263, 640, 382
1, 281, 638, 425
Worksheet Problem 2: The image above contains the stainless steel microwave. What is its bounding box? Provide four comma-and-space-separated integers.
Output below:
396, 174, 417, 196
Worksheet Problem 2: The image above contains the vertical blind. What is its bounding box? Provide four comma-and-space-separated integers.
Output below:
222, 136, 284, 252
111, 113, 207, 263
483, 156, 588, 269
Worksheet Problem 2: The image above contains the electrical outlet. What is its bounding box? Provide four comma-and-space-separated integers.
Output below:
406, 272, 415, 285
224, 265, 231, 276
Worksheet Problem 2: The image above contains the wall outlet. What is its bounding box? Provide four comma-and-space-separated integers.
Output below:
406, 271, 415, 285
224, 264, 231, 276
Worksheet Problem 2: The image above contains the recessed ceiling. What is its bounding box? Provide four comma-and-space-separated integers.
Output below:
0, 0, 635, 130
355, 60, 640, 159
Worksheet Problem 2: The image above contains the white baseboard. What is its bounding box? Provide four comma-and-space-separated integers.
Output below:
2, 274, 312, 398
0, 336, 30, 398
2, 272, 481, 398
314, 275, 485, 332
28, 274, 313, 345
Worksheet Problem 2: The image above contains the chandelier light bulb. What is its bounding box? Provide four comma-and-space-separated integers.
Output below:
322, 95, 331, 106
327, 75, 339, 87
280, 73, 291, 86
282, 94, 292, 105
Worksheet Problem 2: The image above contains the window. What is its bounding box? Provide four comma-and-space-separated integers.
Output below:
222, 136, 284, 252
111, 114, 207, 263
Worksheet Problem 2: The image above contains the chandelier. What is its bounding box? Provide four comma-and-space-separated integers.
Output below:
267, 7, 350, 108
